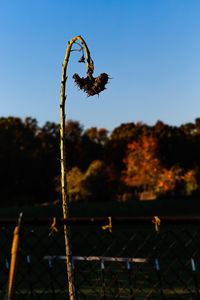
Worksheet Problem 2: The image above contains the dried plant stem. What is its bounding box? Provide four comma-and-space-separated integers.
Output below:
60, 36, 93, 300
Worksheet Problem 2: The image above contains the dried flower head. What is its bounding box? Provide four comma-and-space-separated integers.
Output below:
73, 73, 109, 96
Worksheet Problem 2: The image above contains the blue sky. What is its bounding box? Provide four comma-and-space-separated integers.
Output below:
1, 0, 200, 131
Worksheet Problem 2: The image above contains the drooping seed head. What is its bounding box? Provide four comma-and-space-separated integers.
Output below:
73, 73, 109, 97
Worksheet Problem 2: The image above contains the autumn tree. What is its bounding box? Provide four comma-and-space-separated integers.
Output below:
1, 115, 200, 206
122, 135, 161, 193
107, 123, 138, 173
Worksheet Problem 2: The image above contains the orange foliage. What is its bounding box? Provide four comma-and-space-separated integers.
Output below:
156, 168, 181, 192
122, 135, 183, 194
122, 136, 161, 189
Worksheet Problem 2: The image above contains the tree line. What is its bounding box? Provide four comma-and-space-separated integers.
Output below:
1, 116, 200, 206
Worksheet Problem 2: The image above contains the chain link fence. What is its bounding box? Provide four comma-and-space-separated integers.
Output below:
1, 216, 200, 299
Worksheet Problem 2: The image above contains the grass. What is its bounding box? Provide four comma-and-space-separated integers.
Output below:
0, 196, 200, 218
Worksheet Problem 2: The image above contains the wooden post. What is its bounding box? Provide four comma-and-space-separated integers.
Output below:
5, 213, 23, 300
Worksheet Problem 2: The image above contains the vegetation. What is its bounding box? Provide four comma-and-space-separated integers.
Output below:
1, 116, 200, 207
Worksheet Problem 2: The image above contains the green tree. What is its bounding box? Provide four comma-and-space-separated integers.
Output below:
181, 169, 198, 196
81, 160, 113, 202
55, 167, 88, 202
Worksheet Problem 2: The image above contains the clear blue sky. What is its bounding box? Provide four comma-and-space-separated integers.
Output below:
1, 0, 200, 131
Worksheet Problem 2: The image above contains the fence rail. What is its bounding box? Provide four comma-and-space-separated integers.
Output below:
1, 215, 200, 225
1, 216, 200, 299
